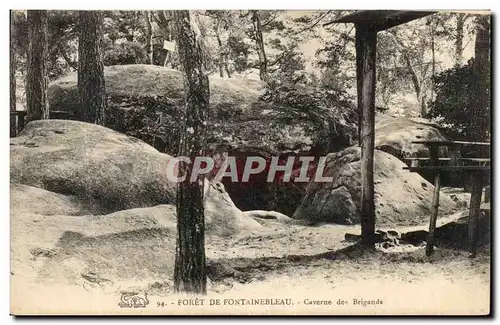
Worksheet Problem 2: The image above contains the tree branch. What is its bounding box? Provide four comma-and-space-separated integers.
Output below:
48, 30, 78, 56
293, 10, 332, 35
261, 12, 278, 27
57, 43, 78, 71
382, 30, 422, 96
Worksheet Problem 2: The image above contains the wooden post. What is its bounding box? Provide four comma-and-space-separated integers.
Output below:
356, 25, 377, 248
426, 145, 441, 256
10, 113, 17, 138
468, 171, 484, 257
484, 185, 490, 203
18, 111, 25, 132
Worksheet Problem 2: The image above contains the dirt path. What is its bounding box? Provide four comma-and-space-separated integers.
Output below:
11, 217, 490, 315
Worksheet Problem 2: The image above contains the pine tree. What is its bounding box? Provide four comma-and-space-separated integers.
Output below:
10, 11, 16, 112
78, 11, 106, 125
173, 10, 210, 294
250, 10, 269, 82
26, 10, 49, 122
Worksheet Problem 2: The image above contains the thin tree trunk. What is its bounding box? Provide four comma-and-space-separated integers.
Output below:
58, 43, 78, 71
26, 10, 49, 122
430, 16, 436, 103
78, 11, 106, 125
467, 15, 490, 257
386, 31, 425, 117
173, 10, 210, 294
455, 14, 466, 66
401, 53, 424, 117
163, 52, 171, 67
144, 11, 153, 65
216, 31, 224, 78
10, 10, 16, 112
251, 10, 268, 82
224, 55, 231, 78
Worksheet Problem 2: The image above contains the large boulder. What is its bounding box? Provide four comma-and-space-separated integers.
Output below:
203, 181, 263, 236
11, 157, 262, 287
10, 119, 264, 235
375, 115, 468, 187
48, 65, 356, 156
11, 200, 261, 289
293, 147, 458, 226
375, 114, 464, 160
10, 180, 262, 238
10, 183, 88, 216
11, 179, 262, 291
48, 65, 358, 216
10, 119, 176, 213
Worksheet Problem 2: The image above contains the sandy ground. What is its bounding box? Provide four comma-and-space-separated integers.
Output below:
11, 216, 490, 316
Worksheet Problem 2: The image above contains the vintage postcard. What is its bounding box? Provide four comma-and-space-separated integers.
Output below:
9, 9, 491, 316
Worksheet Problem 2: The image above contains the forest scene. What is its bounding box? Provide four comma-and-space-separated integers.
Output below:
9, 10, 491, 315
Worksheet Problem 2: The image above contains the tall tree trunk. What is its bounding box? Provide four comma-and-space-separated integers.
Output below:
144, 11, 153, 65
173, 10, 210, 294
224, 55, 231, 78
251, 10, 268, 82
78, 11, 106, 125
387, 31, 426, 117
430, 16, 436, 102
10, 11, 16, 112
467, 15, 490, 257
402, 53, 425, 117
418, 91, 428, 119
26, 10, 49, 122
455, 14, 466, 66
216, 31, 224, 78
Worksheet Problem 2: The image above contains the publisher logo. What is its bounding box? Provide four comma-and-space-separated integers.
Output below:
118, 292, 149, 308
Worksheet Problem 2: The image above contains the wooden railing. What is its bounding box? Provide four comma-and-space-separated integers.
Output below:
403, 140, 490, 256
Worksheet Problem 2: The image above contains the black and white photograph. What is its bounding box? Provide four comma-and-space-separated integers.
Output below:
8, 8, 491, 315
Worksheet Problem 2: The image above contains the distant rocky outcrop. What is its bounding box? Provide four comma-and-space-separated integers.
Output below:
48, 64, 356, 155
375, 114, 464, 160
374, 115, 470, 188
48, 65, 359, 215
293, 146, 458, 226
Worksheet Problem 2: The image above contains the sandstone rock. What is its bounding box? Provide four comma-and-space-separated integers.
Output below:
374, 115, 467, 187
375, 115, 463, 160
293, 146, 457, 226
10, 119, 261, 235
10, 119, 176, 213
47, 65, 359, 216
11, 183, 262, 286
48, 65, 358, 156
242, 210, 293, 223
400, 230, 429, 246
204, 181, 263, 236
10, 183, 88, 216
